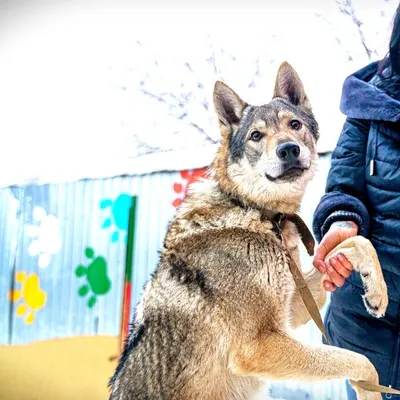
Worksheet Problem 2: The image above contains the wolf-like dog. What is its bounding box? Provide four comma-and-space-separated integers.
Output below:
109, 62, 388, 400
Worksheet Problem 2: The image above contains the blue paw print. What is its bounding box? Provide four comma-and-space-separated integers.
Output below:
100, 194, 132, 243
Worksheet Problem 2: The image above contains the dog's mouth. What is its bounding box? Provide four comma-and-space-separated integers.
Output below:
266, 166, 308, 182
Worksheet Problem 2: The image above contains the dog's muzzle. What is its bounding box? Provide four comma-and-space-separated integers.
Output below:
266, 142, 309, 181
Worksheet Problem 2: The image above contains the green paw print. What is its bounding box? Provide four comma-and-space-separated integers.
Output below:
75, 247, 111, 308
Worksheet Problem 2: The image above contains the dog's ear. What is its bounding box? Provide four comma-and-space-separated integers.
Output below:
273, 62, 311, 110
213, 81, 247, 134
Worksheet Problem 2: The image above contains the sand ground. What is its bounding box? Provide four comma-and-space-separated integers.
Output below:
0, 336, 119, 400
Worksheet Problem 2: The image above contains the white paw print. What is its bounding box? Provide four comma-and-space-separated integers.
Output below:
25, 207, 61, 268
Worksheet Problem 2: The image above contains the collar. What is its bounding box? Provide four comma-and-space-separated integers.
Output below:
229, 195, 315, 255
271, 212, 286, 241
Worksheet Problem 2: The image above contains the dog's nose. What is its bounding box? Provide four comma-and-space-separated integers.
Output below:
276, 142, 300, 163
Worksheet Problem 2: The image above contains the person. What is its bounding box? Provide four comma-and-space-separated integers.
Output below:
312, 5, 400, 399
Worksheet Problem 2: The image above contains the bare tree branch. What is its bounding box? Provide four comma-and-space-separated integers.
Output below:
336, 0, 376, 60
134, 38, 247, 146
130, 35, 273, 150
315, 12, 353, 61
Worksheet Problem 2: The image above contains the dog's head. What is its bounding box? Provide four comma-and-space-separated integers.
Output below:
212, 62, 319, 213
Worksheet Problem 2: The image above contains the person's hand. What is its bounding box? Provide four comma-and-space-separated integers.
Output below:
313, 221, 358, 292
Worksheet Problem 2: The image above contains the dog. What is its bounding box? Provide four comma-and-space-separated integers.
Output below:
109, 62, 388, 400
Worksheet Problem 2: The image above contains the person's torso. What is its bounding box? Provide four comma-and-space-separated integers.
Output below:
363, 120, 400, 299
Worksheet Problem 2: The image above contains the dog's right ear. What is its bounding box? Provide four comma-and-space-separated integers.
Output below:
213, 81, 247, 135
273, 62, 311, 111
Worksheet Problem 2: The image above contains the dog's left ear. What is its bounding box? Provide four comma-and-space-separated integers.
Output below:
273, 62, 311, 110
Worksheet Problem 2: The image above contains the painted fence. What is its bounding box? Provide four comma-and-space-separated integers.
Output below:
0, 154, 348, 399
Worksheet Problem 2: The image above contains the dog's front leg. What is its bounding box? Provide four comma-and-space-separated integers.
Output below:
289, 267, 326, 329
291, 235, 388, 328
325, 236, 388, 318
230, 333, 380, 400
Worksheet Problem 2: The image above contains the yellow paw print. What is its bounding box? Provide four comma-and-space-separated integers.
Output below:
8, 272, 47, 325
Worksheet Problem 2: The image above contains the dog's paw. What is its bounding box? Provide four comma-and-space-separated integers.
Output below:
355, 241, 388, 318
361, 278, 388, 319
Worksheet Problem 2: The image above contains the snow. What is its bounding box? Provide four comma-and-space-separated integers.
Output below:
0, 0, 397, 187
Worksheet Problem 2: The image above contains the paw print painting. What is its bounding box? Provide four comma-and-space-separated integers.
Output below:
8, 272, 47, 325
25, 207, 61, 268
100, 194, 132, 243
75, 247, 111, 308
172, 168, 208, 207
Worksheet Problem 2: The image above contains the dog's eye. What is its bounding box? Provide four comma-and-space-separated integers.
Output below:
250, 131, 263, 142
290, 120, 302, 131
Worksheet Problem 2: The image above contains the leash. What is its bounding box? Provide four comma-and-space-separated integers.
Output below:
277, 213, 400, 396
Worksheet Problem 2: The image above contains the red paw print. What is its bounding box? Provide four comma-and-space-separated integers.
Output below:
172, 168, 208, 207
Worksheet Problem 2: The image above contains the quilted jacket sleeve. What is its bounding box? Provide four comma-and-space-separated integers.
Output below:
312, 117, 371, 242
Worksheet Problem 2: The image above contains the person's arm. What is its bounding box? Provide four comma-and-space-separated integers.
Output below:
313, 117, 370, 290
313, 117, 370, 241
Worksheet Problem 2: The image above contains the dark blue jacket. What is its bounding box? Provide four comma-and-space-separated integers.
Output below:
313, 61, 400, 394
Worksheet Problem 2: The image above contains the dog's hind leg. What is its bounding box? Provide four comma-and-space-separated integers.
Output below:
289, 267, 326, 329
230, 333, 380, 400
325, 236, 388, 318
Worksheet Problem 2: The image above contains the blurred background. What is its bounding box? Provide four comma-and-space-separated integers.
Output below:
0, 0, 398, 399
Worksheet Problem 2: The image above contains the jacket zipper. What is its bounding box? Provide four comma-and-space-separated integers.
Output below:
369, 122, 378, 176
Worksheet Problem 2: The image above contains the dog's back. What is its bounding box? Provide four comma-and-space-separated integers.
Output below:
110, 218, 273, 400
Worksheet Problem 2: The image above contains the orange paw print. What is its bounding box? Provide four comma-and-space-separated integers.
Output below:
172, 168, 208, 207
